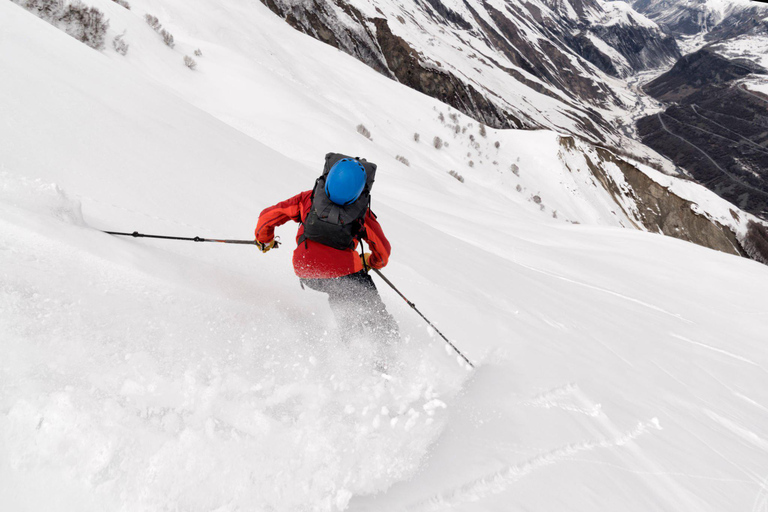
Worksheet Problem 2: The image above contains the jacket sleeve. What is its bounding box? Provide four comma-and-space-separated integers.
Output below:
255, 191, 310, 244
362, 210, 391, 269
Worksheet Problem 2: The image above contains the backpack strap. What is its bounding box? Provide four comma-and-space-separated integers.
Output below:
297, 177, 322, 248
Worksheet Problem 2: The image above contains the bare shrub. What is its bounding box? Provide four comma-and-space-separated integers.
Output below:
448, 170, 464, 183
413, 133, 420, 142
144, 13, 174, 47
438, 112, 445, 123
356, 124, 371, 140
433, 136, 443, 149
112, 31, 128, 55
469, 134, 475, 142
161, 29, 174, 48
194, 48, 203, 57
183, 55, 197, 70
552, 210, 558, 219
532, 195, 542, 204
18, 0, 112, 50
112, 0, 130, 9
468, 160, 474, 168
444, 141, 449, 147
449, 112, 458, 123
454, 125, 461, 134
479, 124, 487, 137
494, 141, 500, 149
510, 163, 520, 176
145, 13, 161, 31
62, 2, 110, 49
395, 155, 410, 166
743, 221, 768, 265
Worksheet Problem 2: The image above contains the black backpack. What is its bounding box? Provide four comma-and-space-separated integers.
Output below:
298, 153, 377, 250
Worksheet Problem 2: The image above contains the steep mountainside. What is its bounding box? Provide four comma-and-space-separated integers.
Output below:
4, 4, 768, 512
638, 49, 768, 219
631, 0, 768, 40
259, 0, 680, 142
643, 47, 763, 100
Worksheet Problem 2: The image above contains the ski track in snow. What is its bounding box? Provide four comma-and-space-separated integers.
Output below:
753, 474, 768, 512
408, 417, 662, 511
410, 386, 712, 511
524, 383, 603, 417
702, 408, 768, 453
511, 256, 693, 323
669, 333, 762, 368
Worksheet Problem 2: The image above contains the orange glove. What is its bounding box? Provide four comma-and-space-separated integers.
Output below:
361, 252, 373, 270
257, 239, 277, 253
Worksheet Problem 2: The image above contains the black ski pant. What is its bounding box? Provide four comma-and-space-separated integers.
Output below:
300, 270, 399, 346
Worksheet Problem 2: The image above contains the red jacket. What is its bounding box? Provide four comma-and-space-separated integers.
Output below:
255, 191, 391, 279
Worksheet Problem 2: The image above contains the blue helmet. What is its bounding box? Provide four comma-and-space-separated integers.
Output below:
325, 158, 367, 205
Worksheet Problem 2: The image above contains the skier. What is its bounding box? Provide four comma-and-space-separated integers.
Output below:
255, 153, 399, 368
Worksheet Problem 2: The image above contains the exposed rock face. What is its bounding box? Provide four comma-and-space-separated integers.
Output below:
743, 221, 768, 265
637, 50, 768, 219
257, 0, 680, 140
563, 1, 680, 78
561, 136, 750, 258
370, 18, 523, 130
260, 0, 389, 75
587, 22, 679, 76
707, 8, 768, 42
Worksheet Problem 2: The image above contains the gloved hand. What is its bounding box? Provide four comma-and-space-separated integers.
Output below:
361, 252, 373, 269
257, 239, 277, 253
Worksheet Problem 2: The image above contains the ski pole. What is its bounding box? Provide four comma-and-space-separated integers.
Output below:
372, 268, 474, 368
103, 230, 279, 249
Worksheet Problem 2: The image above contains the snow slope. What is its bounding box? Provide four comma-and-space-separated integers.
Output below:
3, 2, 768, 511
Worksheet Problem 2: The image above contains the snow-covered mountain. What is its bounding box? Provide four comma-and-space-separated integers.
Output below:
631, 0, 768, 40
259, 0, 680, 142
3, 0, 768, 511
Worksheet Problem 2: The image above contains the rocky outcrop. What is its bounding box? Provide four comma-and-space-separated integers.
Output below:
561, 136, 749, 258
419, 0, 471, 30
743, 221, 768, 265
589, 23, 679, 76
260, 0, 390, 76
370, 18, 523, 130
